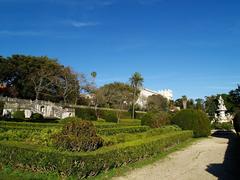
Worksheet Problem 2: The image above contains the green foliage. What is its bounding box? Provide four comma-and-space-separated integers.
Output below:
75, 108, 97, 120
147, 94, 169, 112
211, 122, 233, 131
141, 111, 170, 128
100, 110, 118, 122
0, 101, 4, 116
119, 119, 141, 126
233, 111, 240, 134
12, 111, 25, 120
0, 121, 62, 129
52, 121, 103, 152
205, 95, 218, 118
27, 128, 61, 146
102, 125, 182, 145
58, 117, 82, 124
97, 126, 150, 136
172, 109, 211, 137
96, 118, 106, 122
30, 113, 44, 122
0, 131, 192, 178
229, 85, 240, 111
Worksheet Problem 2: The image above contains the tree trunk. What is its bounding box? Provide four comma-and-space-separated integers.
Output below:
132, 88, 136, 119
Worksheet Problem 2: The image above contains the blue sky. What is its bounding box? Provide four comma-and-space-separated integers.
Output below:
1, 0, 240, 99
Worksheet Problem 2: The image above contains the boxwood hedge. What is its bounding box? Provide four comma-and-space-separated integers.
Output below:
0, 130, 192, 178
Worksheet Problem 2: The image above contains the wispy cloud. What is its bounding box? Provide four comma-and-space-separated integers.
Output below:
137, 0, 164, 5
70, 21, 100, 28
0, 30, 44, 36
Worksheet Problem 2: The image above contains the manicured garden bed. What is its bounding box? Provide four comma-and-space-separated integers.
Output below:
0, 119, 193, 179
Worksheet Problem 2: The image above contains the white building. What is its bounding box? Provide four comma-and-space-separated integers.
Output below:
136, 88, 173, 108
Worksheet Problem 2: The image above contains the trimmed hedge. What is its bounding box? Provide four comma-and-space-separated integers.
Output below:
103, 125, 182, 145
97, 126, 150, 135
0, 131, 192, 178
12, 111, 25, 120
52, 121, 103, 152
172, 109, 211, 137
141, 111, 169, 128
211, 122, 233, 131
119, 119, 141, 126
0, 121, 62, 129
75, 107, 145, 122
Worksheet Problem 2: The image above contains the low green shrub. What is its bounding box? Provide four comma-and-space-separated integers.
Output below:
119, 119, 141, 126
30, 113, 44, 122
135, 112, 146, 119
97, 126, 150, 136
27, 128, 61, 146
0, 131, 192, 178
102, 125, 182, 145
0, 121, 61, 130
52, 121, 103, 152
58, 117, 82, 124
12, 111, 25, 120
211, 122, 233, 131
141, 111, 169, 128
75, 107, 134, 122
75, 108, 97, 121
96, 118, 106, 122
172, 109, 211, 137
100, 110, 118, 123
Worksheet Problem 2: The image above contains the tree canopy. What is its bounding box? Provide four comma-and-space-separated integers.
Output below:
0, 55, 82, 104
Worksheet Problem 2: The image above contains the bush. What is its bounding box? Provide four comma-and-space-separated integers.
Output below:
58, 117, 82, 124
233, 112, 240, 135
12, 111, 25, 120
75, 108, 97, 121
141, 111, 169, 128
102, 125, 182, 145
30, 113, 44, 122
172, 109, 211, 137
100, 110, 118, 122
97, 126, 150, 135
211, 122, 233, 131
0, 131, 192, 178
52, 121, 103, 152
119, 119, 141, 126
0, 101, 4, 116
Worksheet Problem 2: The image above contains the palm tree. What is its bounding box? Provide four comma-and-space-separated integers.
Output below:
129, 72, 144, 119
182, 95, 188, 109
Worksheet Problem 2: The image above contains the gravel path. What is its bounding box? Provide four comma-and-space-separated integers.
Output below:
114, 131, 239, 180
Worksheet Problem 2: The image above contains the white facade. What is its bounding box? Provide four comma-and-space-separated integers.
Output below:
136, 88, 173, 108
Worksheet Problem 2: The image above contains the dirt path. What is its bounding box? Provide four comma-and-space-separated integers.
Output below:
114, 131, 239, 180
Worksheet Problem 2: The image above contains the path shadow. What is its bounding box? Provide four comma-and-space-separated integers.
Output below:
206, 130, 240, 180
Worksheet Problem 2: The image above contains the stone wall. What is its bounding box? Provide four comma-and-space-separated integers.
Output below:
0, 97, 75, 119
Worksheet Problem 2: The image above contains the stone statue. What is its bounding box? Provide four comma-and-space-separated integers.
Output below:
214, 96, 233, 123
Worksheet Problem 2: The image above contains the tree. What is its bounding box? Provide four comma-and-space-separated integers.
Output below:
0, 55, 85, 103
147, 94, 169, 112
129, 72, 144, 119
229, 85, 240, 111
187, 99, 195, 109
57, 67, 80, 104
182, 95, 188, 109
205, 95, 217, 117
195, 98, 204, 110
30, 59, 61, 100
97, 82, 133, 122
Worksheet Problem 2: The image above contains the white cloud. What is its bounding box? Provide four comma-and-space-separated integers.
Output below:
70, 21, 100, 28
0, 30, 44, 36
